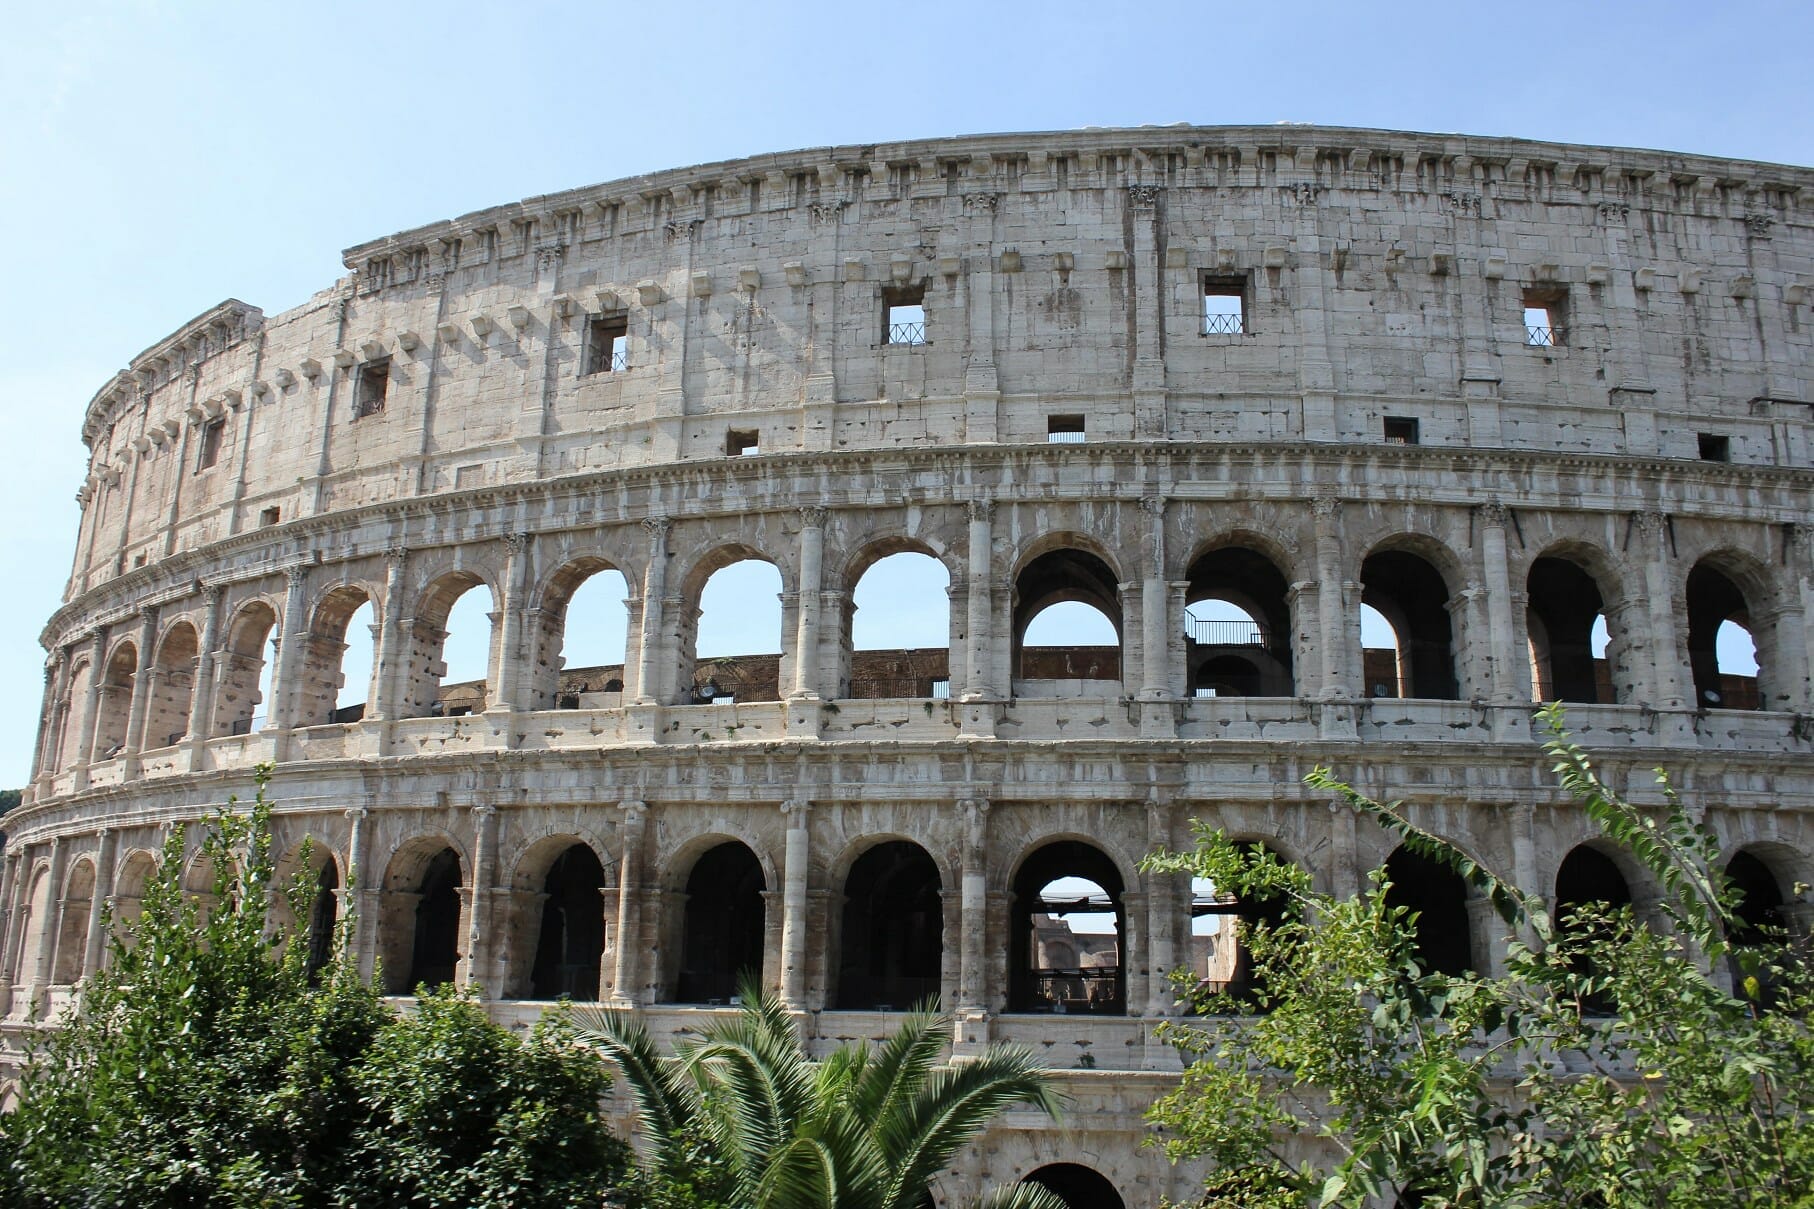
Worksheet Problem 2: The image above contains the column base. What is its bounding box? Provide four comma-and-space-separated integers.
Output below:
785, 698, 822, 739
625, 703, 664, 744
1137, 700, 1177, 739
958, 701, 1000, 739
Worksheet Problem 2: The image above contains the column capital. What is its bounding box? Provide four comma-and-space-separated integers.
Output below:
385, 545, 409, 567
1137, 494, 1167, 517
1476, 499, 1509, 528
798, 505, 828, 529
284, 563, 310, 590
640, 516, 671, 542
1633, 509, 1669, 540
1312, 494, 1343, 522
343, 806, 368, 823
618, 798, 648, 826
781, 797, 812, 822
138, 604, 159, 627
503, 532, 529, 556
202, 582, 224, 607
967, 498, 996, 524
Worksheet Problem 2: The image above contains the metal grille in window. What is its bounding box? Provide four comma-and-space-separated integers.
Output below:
1184, 617, 1270, 648
1202, 309, 1245, 335
887, 319, 927, 345
1525, 322, 1560, 347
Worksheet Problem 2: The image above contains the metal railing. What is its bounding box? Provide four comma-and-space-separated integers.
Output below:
1184, 617, 1270, 648
1046, 429, 1086, 444
1202, 310, 1245, 335
886, 321, 926, 346
1525, 324, 1562, 347
1025, 967, 1123, 1014
608, 347, 628, 371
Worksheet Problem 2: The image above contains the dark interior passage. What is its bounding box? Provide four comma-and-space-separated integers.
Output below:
1384, 846, 1474, 977
530, 844, 607, 1001
1555, 845, 1633, 1015
1184, 545, 1295, 696
1686, 562, 1761, 710
408, 848, 463, 991
1023, 1163, 1126, 1209
1010, 841, 1125, 1016
837, 841, 942, 1010
1361, 550, 1458, 700
676, 841, 766, 1004
305, 858, 339, 982
1526, 557, 1611, 704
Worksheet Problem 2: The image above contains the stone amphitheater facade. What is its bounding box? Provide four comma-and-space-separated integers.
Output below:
8, 125, 1814, 1205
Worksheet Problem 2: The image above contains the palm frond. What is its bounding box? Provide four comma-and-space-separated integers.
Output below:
567, 1005, 700, 1174
881, 1045, 1064, 1205
973, 1182, 1074, 1209
853, 1000, 951, 1160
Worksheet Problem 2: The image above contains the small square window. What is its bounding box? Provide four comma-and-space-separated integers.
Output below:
727, 429, 760, 457
1202, 275, 1247, 335
584, 315, 629, 374
883, 284, 926, 345
1697, 432, 1730, 462
1047, 414, 1085, 444
259, 506, 281, 527
1383, 416, 1420, 445
355, 358, 389, 418
1523, 289, 1565, 347
195, 417, 225, 471
929, 678, 950, 699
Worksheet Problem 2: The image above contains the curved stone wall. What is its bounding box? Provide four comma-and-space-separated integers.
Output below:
11, 126, 1814, 1205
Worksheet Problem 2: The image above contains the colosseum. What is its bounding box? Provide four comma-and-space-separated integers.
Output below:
6, 124, 1814, 1204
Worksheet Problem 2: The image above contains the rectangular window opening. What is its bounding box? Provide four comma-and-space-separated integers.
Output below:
1202, 275, 1247, 335
929, 678, 950, 699
726, 429, 760, 457
259, 506, 281, 527
1698, 432, 1731, 462
883, 284, 927, 346
1047, 414, 1086, 444
584, 314, 629, 374
1383, 416, 1420, 445
195, 417, 225, 471
354, 358, 390, 418
1523, 289, 1565, 347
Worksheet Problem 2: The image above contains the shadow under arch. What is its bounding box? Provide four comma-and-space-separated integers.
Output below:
1009, 840, 1126, 1016
834, 838, 943, 1010
665, 838, 767, 1004
1022, 1163, 1126, 1209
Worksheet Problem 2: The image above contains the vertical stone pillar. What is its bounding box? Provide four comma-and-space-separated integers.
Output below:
611, 799, 647, 1005
344, 806, 378, 981
490, 533, 529, 714
185, 585, 225, 751
0, 851, 20, 1016
1792, 523, 1814, 715
1139, 497, 1170, 700
30, 656, 61, 787
790, 507, 827, 699
1477, 502, 1521, 705
266, 564, 311, 731
367, 548, 409, 721
1313, 497, 1352, 697
31, 837, 65, 1004
1144, 794, 1177, 1018
963, 501, 996, 698
961, 193, 1002, 443
1635, 512, 1688, 711
460, 805, 497, 995
72, 629, 107, 780
82, 828, 117, 978
1126, 184, 1168, 438
779, 798, 811, 1008
1327, 802, 1360, 899
956, 796, 990, 1012
121, 606, 160, 761
634, 519, 670, 704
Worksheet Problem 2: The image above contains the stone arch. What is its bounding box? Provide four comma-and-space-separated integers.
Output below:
51, 857, 97, 985
1191, 838, 1300, 1010
674, 541, 790, 706
840, 536, 957, 700
1360, 536, 1462, 700
91, 639, 138, 760
1182, 539, 1296, 697
377, 834, 469, 994
271, 838, 343, 975
1554, 841, 1637, 1015
112, 848, 159, 945
56, 657, 92, 769
214, 600, 278, 736
527, 553, 635, 710
143, 620, 200, 750
1524, 541, 1633, 705
1685, 549, 1780, 711
831, 837, 944, 1010
662, 837, 767, 1004
1008, 839, 1127, 1016
504, 834, 614, 1001
1383, 844, 1475, 977
13, 864, 52, 986
1012, 540, 1125, 693
297, 583, 379, 727
1021, 1163, 1126, 1209
402, 569, 498, 719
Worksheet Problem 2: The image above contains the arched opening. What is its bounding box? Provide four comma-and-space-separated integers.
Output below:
91, 641, 138, 759
305, 857, 340, 982
673, 841, 765, 1004
532, 560, 630, 710
1384, 846, 1474, 977
847, 549, 952, 699
529, 844, 607, 1001
1361, 549, 1458, 700
1022, 1163, 1126, 1209
213, 603, 277, 736
1010, 841, 1125, 1015
411, 576, 495, 717
1184, 545, 1294, 696
14, 869, 51, 987
298, 587, 377, 727
145, 623, 199, 749
52, 860, 96, 985
382, 846, 463, 994
1526, 556, 1615, 705
1686, 562, 1762, 710
686, 554, 784, 704
1191, 842, 1295, 1011
1555, 845, 1633, 1015
112, 851, 158, 948
56, 660, 92, 769
1726, 849, 1794, 1009
835, 841, 942, 1009
1014, 548, 1123, 696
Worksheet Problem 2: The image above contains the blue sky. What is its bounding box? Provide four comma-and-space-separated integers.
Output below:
1, 0, 1806, 783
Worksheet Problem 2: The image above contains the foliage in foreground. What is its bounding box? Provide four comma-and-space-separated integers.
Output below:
0, 767, 633, 1209
573, 980, 1070, 1209
1143, 704, 1814, 1208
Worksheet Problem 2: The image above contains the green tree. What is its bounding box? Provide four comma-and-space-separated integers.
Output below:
574, 982, 1069, 1209
0, 767, 635, 1209
1142, 705, 1814, 1209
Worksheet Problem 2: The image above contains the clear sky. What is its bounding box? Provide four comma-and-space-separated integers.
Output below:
1, 0, 1806, 785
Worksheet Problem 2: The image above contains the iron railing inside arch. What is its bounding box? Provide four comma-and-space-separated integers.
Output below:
1184, 617, 1276, 650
